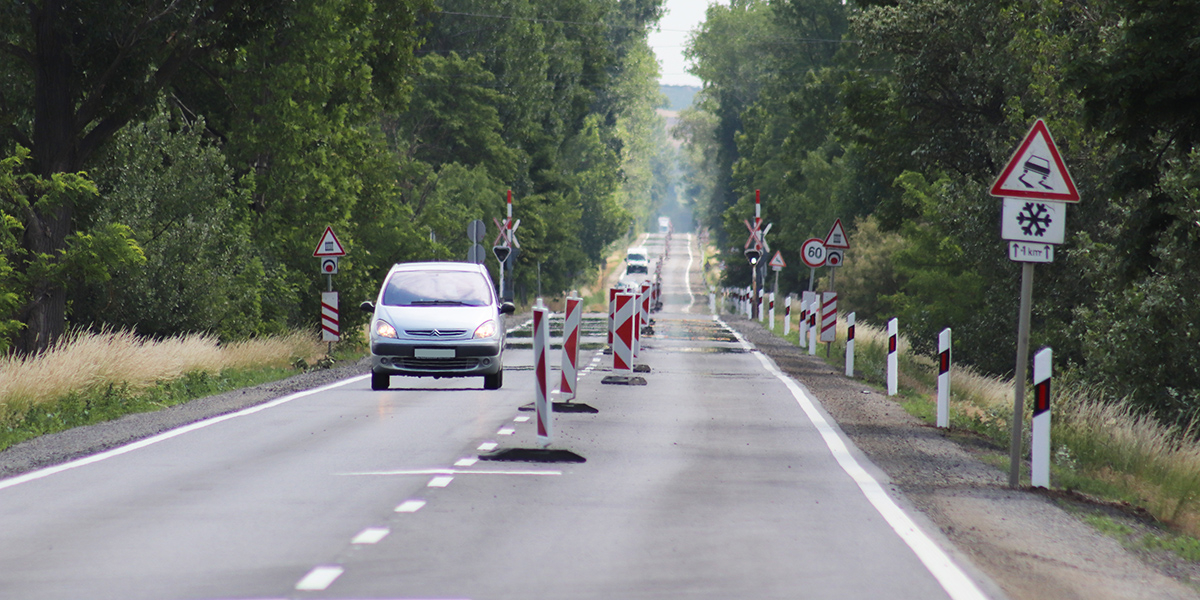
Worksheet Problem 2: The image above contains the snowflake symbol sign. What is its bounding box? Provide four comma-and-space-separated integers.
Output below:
1016, 202, 1053, 236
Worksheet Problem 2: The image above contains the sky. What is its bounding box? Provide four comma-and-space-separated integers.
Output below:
648, 0, 725, 87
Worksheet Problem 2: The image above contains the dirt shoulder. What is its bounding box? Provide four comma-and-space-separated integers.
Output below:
721, 314, 1200, 600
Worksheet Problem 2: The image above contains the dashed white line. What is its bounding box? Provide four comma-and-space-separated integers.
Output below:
497, 427, 515, 436
395, 499, 426, 513
478, 442, 498, 451
427, 475, 454, 488
514, 416, 530, 423
295, 565, 344, 591
454, 457, 479, 467
351, 527, 390, 544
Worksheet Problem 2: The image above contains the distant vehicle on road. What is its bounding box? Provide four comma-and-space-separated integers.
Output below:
360, 262, 515, 391
658, 216, 670, 233
626, 246, 649, 275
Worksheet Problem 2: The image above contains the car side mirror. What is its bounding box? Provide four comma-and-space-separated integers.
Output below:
499, 302, 515, 315
359, 300, 375, 313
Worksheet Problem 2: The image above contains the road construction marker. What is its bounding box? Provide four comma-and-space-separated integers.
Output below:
533, 306, 552, 447
559, 296, 582, 399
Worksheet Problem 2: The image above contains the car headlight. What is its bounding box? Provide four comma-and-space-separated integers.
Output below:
375, 319, 398, 339
473, 319, 497, 339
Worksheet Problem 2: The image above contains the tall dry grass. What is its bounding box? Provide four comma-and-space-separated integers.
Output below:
0, 329, 322, 414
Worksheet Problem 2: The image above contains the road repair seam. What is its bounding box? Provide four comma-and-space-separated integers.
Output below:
714, 316, 990, 600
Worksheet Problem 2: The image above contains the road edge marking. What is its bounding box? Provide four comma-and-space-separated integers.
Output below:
714, 316, 990, 600
0, 374, 371, 492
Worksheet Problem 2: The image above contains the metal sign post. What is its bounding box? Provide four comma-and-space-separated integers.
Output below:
313, 227, 347, 354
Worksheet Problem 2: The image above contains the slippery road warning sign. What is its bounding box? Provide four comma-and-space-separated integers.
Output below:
990, 119, 1079, 203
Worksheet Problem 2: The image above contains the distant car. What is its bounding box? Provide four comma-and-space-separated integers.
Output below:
360, 262, 515, 391
626, 246, 649, 275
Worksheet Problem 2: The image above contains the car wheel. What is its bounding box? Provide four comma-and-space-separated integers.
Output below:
371, 371, 390, 391
483, 369, 503, 390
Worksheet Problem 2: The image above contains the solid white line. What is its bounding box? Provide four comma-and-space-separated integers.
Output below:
712, 316, 990, 600
477, 442, 498, 451
0, 374, 371, 492
351, 527, 390, 544
295, 565, 344, 591
395, 499, 426, 513
427, 475, 454, 488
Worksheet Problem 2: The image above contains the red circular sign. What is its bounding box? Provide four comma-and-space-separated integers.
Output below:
801, 238, 826, 268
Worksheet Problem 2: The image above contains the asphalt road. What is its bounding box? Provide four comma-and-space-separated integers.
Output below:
0, 233, 999, 600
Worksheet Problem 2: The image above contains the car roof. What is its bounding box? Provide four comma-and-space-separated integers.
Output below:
388, 261, 488, 274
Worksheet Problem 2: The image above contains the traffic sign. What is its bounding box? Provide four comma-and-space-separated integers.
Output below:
320, 257, 339, 274
826, 249, 845, 268
1001, 198, 1066, 244
493, 245, 512, 264
313, 226, 346, 257
467, 219, 486, 243
990, 119, 1080, 202
768, 251, 786, 269
824, 219, 850, 249
800, 238, 826, 268
1009, 241, 1054, 263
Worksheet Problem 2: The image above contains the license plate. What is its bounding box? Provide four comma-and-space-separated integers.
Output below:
414, 348, 455, 358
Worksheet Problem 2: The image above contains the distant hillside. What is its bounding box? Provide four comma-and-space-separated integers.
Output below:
660, 85, 700, 111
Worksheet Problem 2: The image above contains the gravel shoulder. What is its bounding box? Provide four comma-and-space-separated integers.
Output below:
721, 314, 1200, 600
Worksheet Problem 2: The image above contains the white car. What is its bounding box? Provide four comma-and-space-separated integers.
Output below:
360, 262, 515, 390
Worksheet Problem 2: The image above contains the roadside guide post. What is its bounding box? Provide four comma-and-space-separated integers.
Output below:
1032, 347, 1053, 488
313, 226, 346, 354
845, 312, 856, 378
887, 318, 898, 396
990, 119, 1079, 488
938, 328, 952, 428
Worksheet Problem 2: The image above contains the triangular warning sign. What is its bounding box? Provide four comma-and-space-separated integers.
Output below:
768, 251, 786, 269
313, 226, 346, 257
824, 219, 850, 249
990, 119, 1080, 202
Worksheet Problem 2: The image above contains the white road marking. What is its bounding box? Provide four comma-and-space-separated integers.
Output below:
478, 442, 498, 451
454, 457, 479, 467
713, 316, 990, 600
351, 527, 390, 544
514, 416, 530, 423
295, 565, 344, 591
395, 500, 426, 513
0, 375, 371, 492
427, 475, 454, 487
497, 427, 515, 436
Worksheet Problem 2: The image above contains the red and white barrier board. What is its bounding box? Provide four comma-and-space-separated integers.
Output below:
1032, 347, 1052, 488
845, 312, 856, 378
533, 307, 552, 448
608, 287, 618, 345
559, 296, 581, 400
321, 291, 339, 342
937, 328, 951, 428
887, 318, 898, 396
612, 292, 635, 375
820, 292, 837, 343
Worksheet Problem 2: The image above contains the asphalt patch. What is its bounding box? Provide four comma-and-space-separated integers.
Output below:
478, 448, 586, 463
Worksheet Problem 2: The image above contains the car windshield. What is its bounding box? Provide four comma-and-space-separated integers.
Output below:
382, 270, 493, 307
627, 253, 646, 263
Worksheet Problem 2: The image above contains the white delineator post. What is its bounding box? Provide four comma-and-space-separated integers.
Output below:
758, 288, 765, 323
558, 296, 582, 400
887, 318, 899, 396
1032, 347, 1053, 488
937, 328, 952, 428
612, 292, 635, 375
800, 291, 815, 349
808, 299, 818, 356
768, 292, 776, 330
533, 306, 552, 448
783, 295, 792, 335
845, 312, 856, 378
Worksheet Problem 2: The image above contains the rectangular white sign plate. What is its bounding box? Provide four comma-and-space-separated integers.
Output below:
1001, 198, 1066, 244
414, 348, 455, 358
1009, 241, 1055, 263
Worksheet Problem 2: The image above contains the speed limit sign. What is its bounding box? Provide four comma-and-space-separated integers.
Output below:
801, 238, 827, 268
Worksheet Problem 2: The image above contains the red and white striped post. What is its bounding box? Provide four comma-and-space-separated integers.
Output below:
321, 291, 339, 342
768, 292, 776, 330
533, 306, 552, 448
887, 318, 899, 396
783, 295, 792, 335
808, 299, 818, 356
607, 287, 618, 346
820, 292, 837, 343
1032, 347, 1052, 488
558, 296, 582, 400
612, 292, 635, 375
937, 328, 952, 428
845, 312, 856, 378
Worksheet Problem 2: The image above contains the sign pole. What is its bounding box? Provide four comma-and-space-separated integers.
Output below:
1009, 262, 1035, 488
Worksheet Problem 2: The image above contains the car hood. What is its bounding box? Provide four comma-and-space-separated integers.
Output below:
374, 303, 497, 338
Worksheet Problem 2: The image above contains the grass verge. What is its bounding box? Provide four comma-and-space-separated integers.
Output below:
742, 301, 1200, 547
0, 329, 326, 452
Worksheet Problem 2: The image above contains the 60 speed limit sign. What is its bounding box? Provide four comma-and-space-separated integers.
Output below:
801, 238, 827, 268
